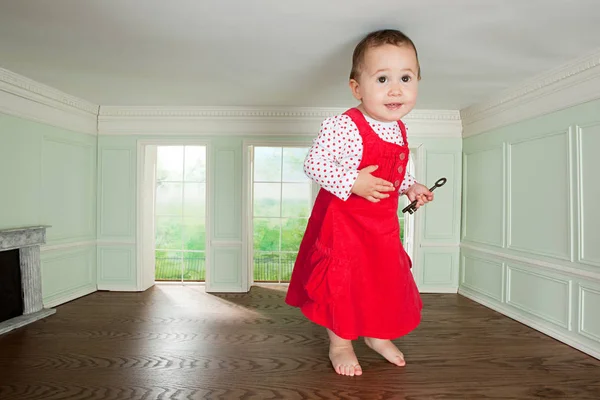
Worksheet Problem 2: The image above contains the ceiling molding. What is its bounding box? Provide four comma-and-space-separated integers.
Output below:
461, 49, 600, 138
0, 68, 98, 135
98, 106, 462, 137
405, 109, 462, 122
99, 106, 350, 119
99, 106, 461, 121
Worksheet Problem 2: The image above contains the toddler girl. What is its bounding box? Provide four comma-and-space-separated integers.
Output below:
285, 29, 434, 376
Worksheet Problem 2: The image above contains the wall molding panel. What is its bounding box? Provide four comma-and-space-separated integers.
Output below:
506, 264, 572, 330
97, 246, 136, 290
208, 245, 243, 293
422, 150, 459, 241
460, 253, 504, 302
461, 145, 505, 248
576, 123, 600, 268
578, 283, 600, 343
421, 251, 456, 286
41, 244, 96, 308
42, 136, 97, 245
506, 129, 573, 262
98, 148, 136, 241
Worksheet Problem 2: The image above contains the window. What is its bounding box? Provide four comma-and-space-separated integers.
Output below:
251, 146, 314, 283
154, 146, 207, 282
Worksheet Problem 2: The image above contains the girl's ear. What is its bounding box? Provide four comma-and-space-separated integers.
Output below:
349, 79, 362, 101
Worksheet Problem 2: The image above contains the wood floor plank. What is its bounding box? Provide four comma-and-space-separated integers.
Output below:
0, 284, 598, 399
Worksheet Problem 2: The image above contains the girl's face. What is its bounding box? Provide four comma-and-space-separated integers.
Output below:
349, 44, 419, 122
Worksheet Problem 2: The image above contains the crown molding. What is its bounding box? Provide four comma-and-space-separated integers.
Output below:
98, 106, 463, 137
99, 106, 349, 119
0, 68, 98, 135
98, 106, 461, 120
461, 48, 600, 138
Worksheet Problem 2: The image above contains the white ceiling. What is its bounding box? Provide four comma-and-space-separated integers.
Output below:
1, 0, 599, 110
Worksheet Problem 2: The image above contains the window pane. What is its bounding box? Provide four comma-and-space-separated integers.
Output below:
156, 182, 183, 216
280, 253, 297, 281
254, 147, 282, 182
281, 218, 308, 251
155, 251, 182, 280
253, 218, 280, 252
184, 146, 206, 182
157, 146, 183, 181
183, 221, 206, 251
254, 183, 281, 217
155, 216, 182, 250
183, 183, 205, 217
281, 183, 311, 217
400, 218, 405, 244
184, 252, 205, 281
254, 252, 279, 281
282, 147, 310, 182
398, 194, 412, 216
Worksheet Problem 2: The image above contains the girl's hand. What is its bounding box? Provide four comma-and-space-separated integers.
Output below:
351, 165, 395, 202
404, 183, 434, 209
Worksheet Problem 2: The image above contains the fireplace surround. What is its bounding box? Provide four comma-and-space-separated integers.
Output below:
0, 226, 55, 335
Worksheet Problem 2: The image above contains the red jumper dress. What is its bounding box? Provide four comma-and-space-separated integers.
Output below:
285, 108, 422, 340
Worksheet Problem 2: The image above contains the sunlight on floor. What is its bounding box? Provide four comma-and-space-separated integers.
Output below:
155, 284, 270, 318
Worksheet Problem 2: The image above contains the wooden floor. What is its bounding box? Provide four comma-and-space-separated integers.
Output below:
0, 285, 599, 399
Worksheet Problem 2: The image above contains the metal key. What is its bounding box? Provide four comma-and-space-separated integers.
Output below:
402, 177, 447, 214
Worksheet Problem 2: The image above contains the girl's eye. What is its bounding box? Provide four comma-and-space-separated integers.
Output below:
377, 76, 387, 83
402, 75, 411, 83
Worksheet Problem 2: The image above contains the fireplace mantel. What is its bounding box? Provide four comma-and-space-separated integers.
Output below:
0, 225, 49, 250
0, 225, 56, 335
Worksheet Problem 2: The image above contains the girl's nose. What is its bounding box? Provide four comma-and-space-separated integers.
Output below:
389, 85, 403, 96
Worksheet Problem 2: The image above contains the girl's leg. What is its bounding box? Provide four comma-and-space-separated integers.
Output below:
327, 328, 362, 376
363, 337, 406, 367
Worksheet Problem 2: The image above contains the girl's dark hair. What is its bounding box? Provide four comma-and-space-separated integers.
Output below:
350, 29, 421, 81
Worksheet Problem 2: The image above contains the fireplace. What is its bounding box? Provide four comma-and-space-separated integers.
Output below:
0, 226, 55, 335
0, 249, 24, 323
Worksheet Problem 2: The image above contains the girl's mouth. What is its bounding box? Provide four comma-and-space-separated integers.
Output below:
385, 103, 403, 110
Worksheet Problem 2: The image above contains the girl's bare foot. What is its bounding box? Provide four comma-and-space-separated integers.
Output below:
364, 337, 406, 366
327, 329, 362, 376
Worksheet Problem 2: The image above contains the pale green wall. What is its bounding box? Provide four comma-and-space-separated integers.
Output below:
460, 99, 600, 357
97, 134, 462, 293
0, 113, 97, 307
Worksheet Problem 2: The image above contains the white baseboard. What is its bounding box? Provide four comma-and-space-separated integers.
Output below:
419, 286, 458, 294
459, 286, 600, 361
205, 285, 249, 293
96, 284, 140, 292
43, 284, 97, 308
